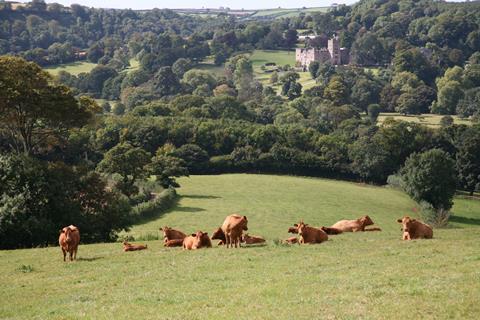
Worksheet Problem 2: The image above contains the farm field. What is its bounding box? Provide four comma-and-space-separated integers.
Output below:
251, 7, 329, 19
1, 174, 480, 319
44, 61, 98, 76
378, 113, 472, 127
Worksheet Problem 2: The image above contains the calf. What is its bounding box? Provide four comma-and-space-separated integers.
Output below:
297, 221, 328, 244
211, 227, 226, 246
330, 215, 379, 232
397, 216, 433, 240
59, 225, 80, 262
123, 241, 148, 252
242, 233, 266, 245
183, 231, 212, 250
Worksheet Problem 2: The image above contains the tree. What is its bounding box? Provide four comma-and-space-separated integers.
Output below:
280, 71, 302, 100
324, 75, 349, 105
308, 61, 320, 79
97, 143, 150, 196
171, 144, 209, 173
153, 66, 181, 97
400, 149, 457, 211
368, 104, 381, 123
0, 57, 94, 155
284, 29, 298, 49
270, 71, 279, 84
172, 58, 192, 78
112, 102, 126, 115
147, 152, 188, 189
456, 128, 480, 195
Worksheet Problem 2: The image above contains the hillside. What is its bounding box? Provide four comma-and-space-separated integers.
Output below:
1, 174, 480, 319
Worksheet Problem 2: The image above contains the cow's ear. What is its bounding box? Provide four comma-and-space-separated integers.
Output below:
59, 229, 64, 234
191, 233, 196, 237
411, 219, 416, 222
293, 224, 298, 227
397, 219, 402, 223
243, 215, 247, 220
204, 232, 208, 236
159, 227, 163, 231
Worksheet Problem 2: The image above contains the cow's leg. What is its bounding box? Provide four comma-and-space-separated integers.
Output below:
62, 248, 66, 262
225, 234, 230, 248
69, 250, 73, 261
73, 247, 78, 260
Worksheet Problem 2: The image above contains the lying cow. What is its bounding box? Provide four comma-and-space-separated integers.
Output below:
283, 236, 299, 244
242, 233, 266, 245
123, 241, 148, 252
59, 225, 80, 261
329, 215, 380, 233
221, 214, 248, 248
297, 221, 328, 244
164, 239, 184, 247
183, 231, 212, 250
290, 224, 342, 235
397, 216, 433, 240
160, 226, 187, 243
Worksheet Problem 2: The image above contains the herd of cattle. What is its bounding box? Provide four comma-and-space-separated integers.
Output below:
59, 214, 433, 261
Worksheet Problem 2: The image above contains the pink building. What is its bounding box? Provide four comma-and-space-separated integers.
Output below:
296, 36, 349, 67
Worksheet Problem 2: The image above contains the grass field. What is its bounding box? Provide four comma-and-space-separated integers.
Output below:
45, 61, 98, 76
378, 113, 472, 127
1, 174, 480, 319
251, 7, 329, 19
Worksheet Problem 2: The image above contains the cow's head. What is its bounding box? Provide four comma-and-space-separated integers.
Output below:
159, 226, 172, 237
288, 226, 299, 234
397, 216, 416, 232
360, 215, 374, 226
192, 231, 209, 249
242, 216, 248, 231
211, 227, 225, 241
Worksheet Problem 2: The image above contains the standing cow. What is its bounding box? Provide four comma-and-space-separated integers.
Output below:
397, 216, 433, 240
221, 214, 248, 248
59, 225, 80, 261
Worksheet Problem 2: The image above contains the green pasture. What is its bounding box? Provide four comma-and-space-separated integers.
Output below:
252, 7, 329, 19
1, 174, 480, 319
44, 61, 98, 76
378, 113, 472, 128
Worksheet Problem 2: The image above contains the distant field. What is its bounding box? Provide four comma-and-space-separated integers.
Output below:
44, 61, 98, 76
1, 174, 480, 319
252, 7, 329, 18
378, 113, 472, 127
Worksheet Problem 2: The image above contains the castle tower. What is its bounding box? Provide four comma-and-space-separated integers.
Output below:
328, 36, 341, 65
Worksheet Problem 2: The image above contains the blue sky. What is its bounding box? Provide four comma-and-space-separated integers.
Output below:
43, 1, 357, 10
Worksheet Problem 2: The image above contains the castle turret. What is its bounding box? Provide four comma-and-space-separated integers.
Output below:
328, 36, 341, 65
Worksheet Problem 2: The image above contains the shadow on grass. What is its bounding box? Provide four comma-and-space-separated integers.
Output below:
450, 215, 480, 226
77, 256, 103, 262
181, 194, 221, 200
175, 206, 206, 213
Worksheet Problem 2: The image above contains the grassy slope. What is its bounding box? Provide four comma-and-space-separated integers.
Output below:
252, 7, 329, 18
44, 61, 98, 76
1, 174, 480, 319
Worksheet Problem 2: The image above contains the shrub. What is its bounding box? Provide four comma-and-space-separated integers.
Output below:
132, 188, 178, 221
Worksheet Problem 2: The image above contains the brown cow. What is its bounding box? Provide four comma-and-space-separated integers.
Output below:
123, 241, 148, 252
397, 216, 433, 240
329, 215, 379, 232
297, 221, 328, 244
288, 226, 299, 234
283, 237, 299, 244
59, 225, 80, 261
211, 227, 226, 246
160, 226, 187, 243
183, 231, 212, 250
221, 214, 248, 248
164, 239, 184, 247
242, 233, 266, 245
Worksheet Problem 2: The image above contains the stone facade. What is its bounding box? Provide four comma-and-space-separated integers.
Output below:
295, 36, 349, 67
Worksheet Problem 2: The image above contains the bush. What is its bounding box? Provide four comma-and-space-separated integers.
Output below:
132, 188, 178, 221
419, 201, 450, 227
386, 174, 403, 189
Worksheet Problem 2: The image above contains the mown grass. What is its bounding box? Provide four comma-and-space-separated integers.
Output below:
1, 174, 480, 319
44, 61, 98, 76
378, 113, 472, 127
252, 7, 329, 18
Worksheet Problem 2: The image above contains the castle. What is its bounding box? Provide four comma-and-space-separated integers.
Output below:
295, 36, 349, 67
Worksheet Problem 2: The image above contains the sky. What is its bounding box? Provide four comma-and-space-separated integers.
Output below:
41, 0, 357, 10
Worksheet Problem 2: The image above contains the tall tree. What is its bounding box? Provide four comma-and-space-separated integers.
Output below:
0, 56, 95, 155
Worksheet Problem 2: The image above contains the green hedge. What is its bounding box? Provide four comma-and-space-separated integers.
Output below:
132, 187, 178, 222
